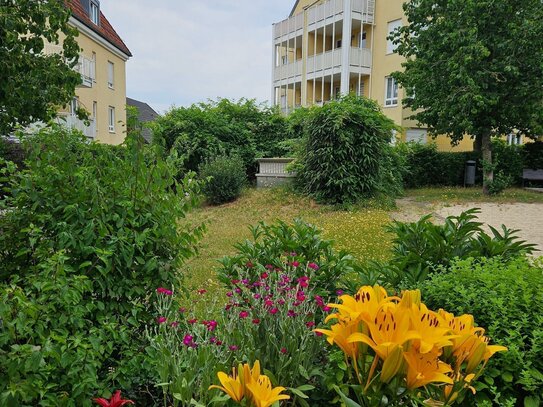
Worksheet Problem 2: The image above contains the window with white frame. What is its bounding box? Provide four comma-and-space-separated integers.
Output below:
385, 77, 398, 106
507, 133, 522, 145
358, 31, 367, 49
406, 129, 428, 143
107, 61, 114, 89
387, 19, 402, 54
69, 97, 79, 115
90, 2, 99, 25
108, 106, 115, 132
358, 81, 365, 97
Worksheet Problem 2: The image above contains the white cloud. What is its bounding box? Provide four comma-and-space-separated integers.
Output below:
100, 0, 294, 113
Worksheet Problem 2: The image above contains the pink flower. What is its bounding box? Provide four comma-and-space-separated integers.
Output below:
239, 311, 249, 319
183, 334, 194, 346
292, 261, 300, 267
157, 317, 167, 324
296, 292, 306, 302
226, 291, 233, 297
261, 272, 269, 279
179, 307, 187, 313
287, 310, 297, 317
246, 261, 254, 268
253, 293, 262, 300
264, 299, 274, 308
207, 320, 218, 331
290, 252, 297, 257
170, 321, 179, 328
280, 347, 288, 354
231, 279, 240, 284
188, 318, 197, 324
242, 279, 250, 285
156, 287, 173, 296
229, 345, 238, 351
269, 307, 279, 315
308, 262, 319, 270
315, 331, 323, 337
197, 289, 207, 295
265, 264, 274, 270
306, 321, 315, 328
252, 318, 260, 325
336, 289, 344, 296
277, 298, 286, 305
93, 390, 134, 407
210, 336, 217, 344
235, 288, 242, 294
323, 306, 331, 312
216, 340, 223, 346
314, 295, 324, 306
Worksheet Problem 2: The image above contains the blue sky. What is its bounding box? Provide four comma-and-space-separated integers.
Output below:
100, 0, 294, 113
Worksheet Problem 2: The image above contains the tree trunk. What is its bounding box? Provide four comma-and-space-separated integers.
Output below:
481, 131, 493, 195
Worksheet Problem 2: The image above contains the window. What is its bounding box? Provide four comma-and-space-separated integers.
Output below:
69, 97, 79, 115
108, 106, 115, 133
387, 19, 402, 54
385, 77, 398, 106
358, 81, 365, 97
406, 129, 428, 143
507, 133, 522, 145
335, 86, 341, 100
107, 61, 114, 89
282, 55, 289, 65
336, 39, 342, 48
358, 31, 367, 49
92, 101, 97, 120
90, 2, 99, 25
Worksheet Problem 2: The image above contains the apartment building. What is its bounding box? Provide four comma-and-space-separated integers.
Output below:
272, 0, 473, 151
45, 0, 132, 145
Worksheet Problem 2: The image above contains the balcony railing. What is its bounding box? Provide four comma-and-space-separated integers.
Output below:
57, 113, 96, 139
350, 47, 372, 69
274, 60, 303, 82
43, 43, 96, 87
307, 49, 342, 74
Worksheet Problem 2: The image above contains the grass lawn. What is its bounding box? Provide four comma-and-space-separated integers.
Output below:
405, 187, 543, 204
180, 187, 393, 298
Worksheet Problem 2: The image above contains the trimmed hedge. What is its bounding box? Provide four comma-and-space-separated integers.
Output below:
401, 140, 532, 188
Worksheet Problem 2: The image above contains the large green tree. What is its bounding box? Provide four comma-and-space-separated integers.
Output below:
393, 0, 543, 193
0, 0, 81, 134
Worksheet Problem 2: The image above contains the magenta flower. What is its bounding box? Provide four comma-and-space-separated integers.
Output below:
315, 331, 323, 337
183, 334, 194, 346
239, 311, 249, 319
235, 288, 242, 294
246, 261, 254, 268
207, 320, 218, 331
179, 307, 187, 313
197, 289, 207, 295
261, 272, 269, 279
216, 340, 223, 346
306, 321, 316, 328
336, 289, 344, 296
277, 298, 286, 305
210, 336, 217, 344
280, 347, 288, 354
170, 321, 179, 328
315, 295, 324, 306
292, 261, 300, 267
265, 264, 274, 270
269, 307, 279, 315
226, 291, 233, 297
229, 345, 239, 351
253, 293, 262, 300
156, 287, 173, 296
157, 317, 167, 324
242, 279, 250, 285
252, 318, 260, 325
188, 318, 197, 324
231, 279, 240, 284
323, 306, 331, 312
308, 262, 319, 270
287, 310, 297, 317
264, 299, 274, 308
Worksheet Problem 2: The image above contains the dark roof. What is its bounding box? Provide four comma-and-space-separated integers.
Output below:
127, 97, 159, 143
290, 0, 301, 16
67, 0, 132, 57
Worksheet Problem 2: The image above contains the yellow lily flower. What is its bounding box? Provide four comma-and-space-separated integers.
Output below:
208, 368, 244, 402
314, 320, 360, 360
404, 347, 454, 390
348, 306, 421, 362
326, 285, 394, 325
409, 304, 456, 354
246, 375, 290, 407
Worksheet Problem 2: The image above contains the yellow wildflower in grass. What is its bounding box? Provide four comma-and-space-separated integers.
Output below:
246, 375, 290, 407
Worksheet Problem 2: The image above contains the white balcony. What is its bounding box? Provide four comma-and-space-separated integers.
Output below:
57, 113, 96, 139
307, 49, 343, 76
43, 43, 96, 87
274, 60, 303, 82
350, 47, 372, 69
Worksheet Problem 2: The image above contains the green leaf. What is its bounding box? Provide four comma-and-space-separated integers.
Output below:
333, 385, 362, 407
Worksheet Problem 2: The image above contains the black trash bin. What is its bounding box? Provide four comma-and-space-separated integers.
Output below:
464, 160, 476, 186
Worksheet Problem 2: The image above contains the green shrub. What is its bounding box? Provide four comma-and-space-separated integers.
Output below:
358, 209, 537, 288
487, 170, 514, 195
217, 219, 355, 297
419, 257, 543, 406
0, 137, 26, 197
199, 155, 246, 205
0, 125, 204, 405
152, 98, 289, 177
295, 95, 399, 204
524, 140, 543, 170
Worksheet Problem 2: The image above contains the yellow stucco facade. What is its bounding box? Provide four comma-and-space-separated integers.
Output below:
48, 4, 131, 145
272, 0, 475, 151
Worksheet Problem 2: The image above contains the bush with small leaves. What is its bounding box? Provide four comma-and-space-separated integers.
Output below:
199, 155, 246, 205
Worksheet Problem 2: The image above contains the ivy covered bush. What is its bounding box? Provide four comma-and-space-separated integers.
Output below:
420, 257, 543, 407
0, 126, 204, 406
294, 95, 404, 204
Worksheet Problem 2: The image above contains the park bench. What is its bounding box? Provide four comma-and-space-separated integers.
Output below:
522, 169, 543, 187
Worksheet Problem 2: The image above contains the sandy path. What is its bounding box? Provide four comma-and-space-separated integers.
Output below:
392, 199, 543, 253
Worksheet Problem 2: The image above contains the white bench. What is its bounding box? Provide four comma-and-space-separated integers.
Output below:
256, 158, 295, 188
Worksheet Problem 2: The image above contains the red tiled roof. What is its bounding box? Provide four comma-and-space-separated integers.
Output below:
66, 0, 132, 57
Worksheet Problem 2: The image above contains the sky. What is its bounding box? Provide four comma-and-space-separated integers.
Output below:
100, 0, 294, 114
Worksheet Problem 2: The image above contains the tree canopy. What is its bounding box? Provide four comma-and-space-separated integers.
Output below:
0, 0, 81, 134
393, 0, 543, 191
